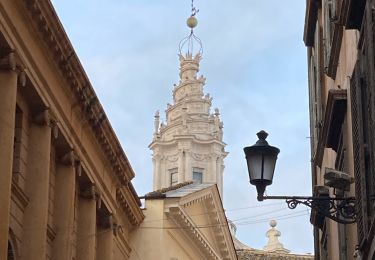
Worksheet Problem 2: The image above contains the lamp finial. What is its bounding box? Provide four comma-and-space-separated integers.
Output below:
257, 130, 268, 141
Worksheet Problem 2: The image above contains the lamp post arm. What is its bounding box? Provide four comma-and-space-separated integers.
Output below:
260, 195, 356, 224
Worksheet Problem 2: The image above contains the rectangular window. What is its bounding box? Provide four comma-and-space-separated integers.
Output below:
170, 169, 178, 186
192, 168, 203, 184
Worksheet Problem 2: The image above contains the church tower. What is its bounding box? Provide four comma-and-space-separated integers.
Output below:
149, 5, 227, 197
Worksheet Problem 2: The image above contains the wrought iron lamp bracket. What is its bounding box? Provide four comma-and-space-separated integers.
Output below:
262, 195, 356, 224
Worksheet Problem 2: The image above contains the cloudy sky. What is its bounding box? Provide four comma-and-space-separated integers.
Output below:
52, 0, 313, 254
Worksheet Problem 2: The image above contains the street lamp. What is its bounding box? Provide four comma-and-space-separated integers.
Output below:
243, 130, 357, 224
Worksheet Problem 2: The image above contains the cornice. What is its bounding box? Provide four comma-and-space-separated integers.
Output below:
173, 76, 206, 93
166, 99, 212, 115
116, 186, 145, 227
21, 0, 136, 187
166, 206, 222, 260
303, 0, 319, 47
149, 135, 227, 149
178, 186, 237, 259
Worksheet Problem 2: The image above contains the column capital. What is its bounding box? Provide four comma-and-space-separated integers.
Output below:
0, 51, 16, 71
80, 185, 97, 200
98, 213, 115, 229
33, 109, 59, 137
60, 150, 79, 166
80, 185, 101, 208
0, 50, 27, 88
33, 109, 51, 126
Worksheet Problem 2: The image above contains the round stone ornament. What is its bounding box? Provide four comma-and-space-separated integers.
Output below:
187, 16, 198, 28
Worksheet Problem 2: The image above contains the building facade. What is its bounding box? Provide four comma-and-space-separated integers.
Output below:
304, 0, 375, 259
130, 182, 238, 260
0, 1, 144, 259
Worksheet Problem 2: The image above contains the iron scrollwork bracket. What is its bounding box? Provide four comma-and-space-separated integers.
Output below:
263, 195, 356, 224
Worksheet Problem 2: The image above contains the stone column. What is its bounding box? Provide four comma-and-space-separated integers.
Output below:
160, 157, 166, 188
76, 185, 97, 260
52, 151, 77, 260
21, 109, 52, 260
0, 51, 17, 260
96, 215, 114, 260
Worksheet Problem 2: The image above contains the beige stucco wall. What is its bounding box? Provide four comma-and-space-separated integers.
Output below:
308, 5, 360, 259
130, 199, 207, 260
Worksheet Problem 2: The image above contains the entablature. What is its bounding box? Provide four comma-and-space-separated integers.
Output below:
17, 0, 137, 188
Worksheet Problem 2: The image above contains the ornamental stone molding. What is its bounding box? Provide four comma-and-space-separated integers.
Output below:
19, 0, 140, 193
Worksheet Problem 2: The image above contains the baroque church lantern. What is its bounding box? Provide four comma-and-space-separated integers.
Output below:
149, 2, 227, 197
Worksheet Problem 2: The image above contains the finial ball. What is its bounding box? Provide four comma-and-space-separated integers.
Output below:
269, 220, 277, 227
187, 16, 198, 29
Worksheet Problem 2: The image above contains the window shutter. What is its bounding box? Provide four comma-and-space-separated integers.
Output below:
350, 64, 368, 245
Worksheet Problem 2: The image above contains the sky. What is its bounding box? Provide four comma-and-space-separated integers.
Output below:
52, 0, 314, 254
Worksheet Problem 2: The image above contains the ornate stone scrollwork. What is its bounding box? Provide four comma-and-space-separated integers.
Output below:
192, 153, 209, 161
166, 153, 179, 162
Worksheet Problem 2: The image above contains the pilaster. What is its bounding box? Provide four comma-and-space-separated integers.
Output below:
178, 149, 185, 183
52, 150, 78, 260
216, 157, 223, 197
0, 51, 18, 260
160, 157, 166, 188
210, 155, 217, 183
76, 185, 98, 260
153, 155, 161, 191
21, 109, 52, 260
184, 151, 191, 182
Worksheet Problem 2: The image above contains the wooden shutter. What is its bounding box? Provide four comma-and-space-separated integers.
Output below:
350, 63, 368, 245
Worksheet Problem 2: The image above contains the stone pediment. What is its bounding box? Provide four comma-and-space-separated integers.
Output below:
164, 183, 237, 260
